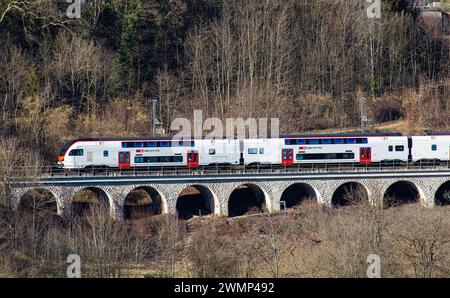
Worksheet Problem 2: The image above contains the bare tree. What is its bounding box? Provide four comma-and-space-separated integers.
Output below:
153, 215, 186, 277
390, 208, 450, 277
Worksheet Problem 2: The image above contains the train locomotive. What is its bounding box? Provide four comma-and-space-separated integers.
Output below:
57, 133, 450, 169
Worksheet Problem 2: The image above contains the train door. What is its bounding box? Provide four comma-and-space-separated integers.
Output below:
187, 151, 199, 168
359, 147, 372, 164
118, 151, 131, 169
87, 151, 93, 163
281, 149, 294, 166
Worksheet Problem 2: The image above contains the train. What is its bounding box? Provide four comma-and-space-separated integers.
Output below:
56, 132, 450, 169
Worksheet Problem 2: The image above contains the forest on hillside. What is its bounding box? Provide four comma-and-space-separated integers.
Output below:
0, 0, 449, 164
0, 0, 449, 279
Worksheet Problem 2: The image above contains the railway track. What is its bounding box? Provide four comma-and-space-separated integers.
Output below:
6, 161, 450, 179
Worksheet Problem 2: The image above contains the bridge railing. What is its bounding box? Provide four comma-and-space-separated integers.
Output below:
4, 160, 450, 181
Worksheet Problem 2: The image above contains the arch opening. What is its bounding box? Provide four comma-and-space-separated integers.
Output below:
176, 185, 215, 220
383, 181, 420, 208
18, 188, 58, 217
71, 187, 110, 218
434, 181, 450, 206
280, 183, 317, 209
332, 182, 369, 207
123, 187, 163, 220
228, 184, 267, 217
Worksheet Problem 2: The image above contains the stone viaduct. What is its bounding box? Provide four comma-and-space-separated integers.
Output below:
6, 169, 450, 219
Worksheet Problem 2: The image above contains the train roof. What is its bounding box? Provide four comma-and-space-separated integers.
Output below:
65, 132, 403, 143
425, 132, 450, 136
280, 132, 402, 138
65, 136, 221, 142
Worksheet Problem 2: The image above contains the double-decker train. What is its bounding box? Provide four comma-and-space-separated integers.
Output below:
56, 132, 450, 169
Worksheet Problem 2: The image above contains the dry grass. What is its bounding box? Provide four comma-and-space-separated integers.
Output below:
0, 187, 448, 278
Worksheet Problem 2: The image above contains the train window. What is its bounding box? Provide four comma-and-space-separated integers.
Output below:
135, 142, 143, 148
308, 139, 319, 145
160, 156, 170, 162
259, 148, 265, 154
248, 148, 258, 154
159, 141, 171, 147
296, 153, 354, 160
59, 141, 73, 156
135, 156, 182, 163
388, 145, 393, 152
174, 140, 194, 147
346, 138, 356, 144
69, 149, 84, 156
333, 139, 344, 144
178, 140, 191, 147
122, 142, 136, 148
285, 139, 295, 145
356, 138, 368, 144
322, 139, 332, 144
327, 153, 337, 159
209, 149, 216, 155
103, 150, 108, 157
285, 139, 307, 145
432, 144, 437, 151
146, 142, 157, 147
395, 145, 404, 152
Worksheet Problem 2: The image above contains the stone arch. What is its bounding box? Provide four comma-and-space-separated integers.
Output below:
434, 180, 450, 206
228, 183, 269, 217
18, 188, 59, 216
279, 182, 320, 209
123, 186, 165, 220
176, 185, 219, 220
331, 181, 370, 207
383, 180, 424, 208
71, 187, 112, 217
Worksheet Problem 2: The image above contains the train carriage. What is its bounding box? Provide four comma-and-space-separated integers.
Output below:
196, 138, 241, 166
281, 133, 409, 165
57, 132, 450, 170
243, 138, 284, 166
411, 133, 450, 163
58, 137, 242, 169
